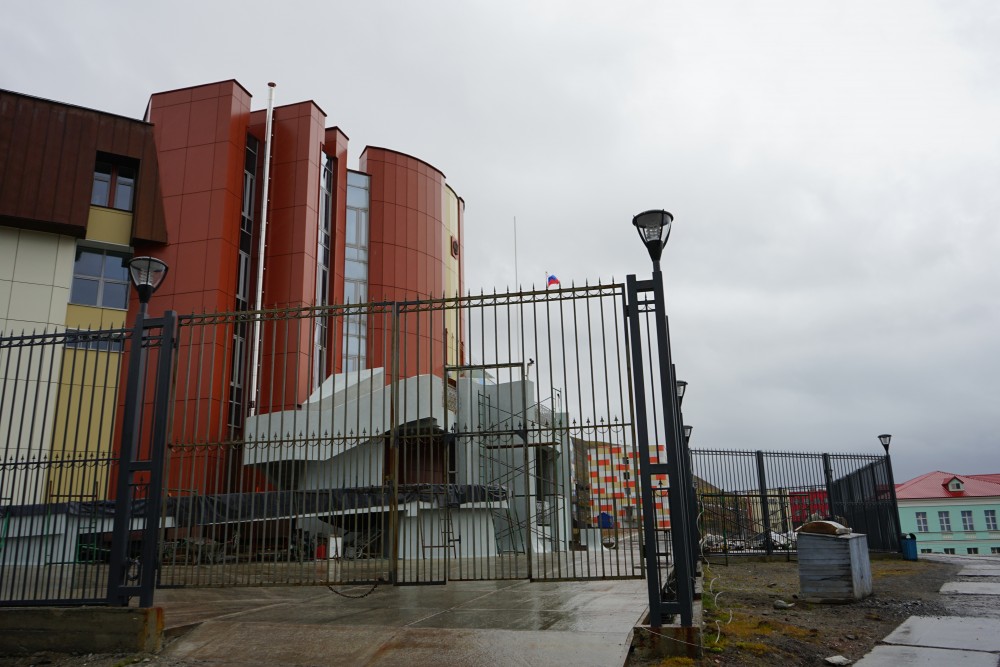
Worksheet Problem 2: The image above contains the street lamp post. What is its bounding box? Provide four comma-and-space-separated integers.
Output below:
624, 209, 695, 628
681, 422, 700, 573
108, 257, 172, 607
878, 434, 903, 551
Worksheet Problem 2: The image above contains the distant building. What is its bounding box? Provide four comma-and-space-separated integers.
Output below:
896, 471, 1000, 555
788, 489, 830, 527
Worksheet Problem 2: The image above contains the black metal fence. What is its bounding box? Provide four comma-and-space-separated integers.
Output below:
0, 315, 176, 607
691, 449, 901, 562
1, 284, 650, 606
1, 285, 904, 609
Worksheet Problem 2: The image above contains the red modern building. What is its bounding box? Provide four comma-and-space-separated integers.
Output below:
134, 80, 466, 493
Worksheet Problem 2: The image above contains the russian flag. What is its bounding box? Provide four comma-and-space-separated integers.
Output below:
546, 274, 561, 288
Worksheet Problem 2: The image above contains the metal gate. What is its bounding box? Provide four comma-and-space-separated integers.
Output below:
156, 283, 646, 589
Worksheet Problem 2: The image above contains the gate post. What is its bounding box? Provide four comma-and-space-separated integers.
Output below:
822, 453, 837, 520
107, 310, 177, 607
625, 272, 694, 628
755, 451, 773, 556
388, 301, 401, 584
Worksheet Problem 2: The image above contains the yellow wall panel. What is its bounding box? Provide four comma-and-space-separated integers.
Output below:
46, 348, 122, 500
86, 207, 133, 245
65, 304, 128, 330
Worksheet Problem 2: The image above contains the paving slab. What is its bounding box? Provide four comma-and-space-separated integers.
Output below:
960, 567, 1000, 577
156, 578, 648, 667
883, 615, 1000, 652
164, 621, 632, 667
941, 581, 1000, 595
855, 644, 999, 667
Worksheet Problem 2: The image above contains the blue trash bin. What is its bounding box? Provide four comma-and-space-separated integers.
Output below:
900, 533, 918, 561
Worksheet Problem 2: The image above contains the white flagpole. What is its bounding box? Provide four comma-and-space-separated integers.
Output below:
514, 216, 522, 356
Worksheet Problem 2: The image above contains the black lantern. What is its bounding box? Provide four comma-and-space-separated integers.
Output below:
878, 433, 892, 455
127, 256, 169, 307
632, 209, 673, 265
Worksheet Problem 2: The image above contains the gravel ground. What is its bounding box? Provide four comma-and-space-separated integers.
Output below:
628, 555, 960, 666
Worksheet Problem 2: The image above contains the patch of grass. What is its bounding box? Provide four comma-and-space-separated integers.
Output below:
655, 657, 697, 666
734, 641, 771, 655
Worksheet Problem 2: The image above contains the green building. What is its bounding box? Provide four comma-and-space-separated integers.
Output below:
896, 471, 1000, 555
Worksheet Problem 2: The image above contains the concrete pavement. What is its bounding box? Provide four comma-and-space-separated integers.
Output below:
855, 554, 1000, 666
154, 577, 648, 666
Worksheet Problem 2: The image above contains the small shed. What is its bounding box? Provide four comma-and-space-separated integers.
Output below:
798, 532, 872, 602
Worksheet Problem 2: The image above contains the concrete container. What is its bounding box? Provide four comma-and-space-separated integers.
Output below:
798, 532, 872, 601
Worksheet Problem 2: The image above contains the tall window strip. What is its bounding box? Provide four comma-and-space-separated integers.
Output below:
939, 511, 952, 532
313, 154, 334, 391
915, 512, 928, 532
986, 509, 998, 531
228, 134, 258, 433
343, 170, 370, 373
961, 510, 975, 531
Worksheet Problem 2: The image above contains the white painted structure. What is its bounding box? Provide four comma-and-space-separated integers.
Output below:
243, 369, 572, 560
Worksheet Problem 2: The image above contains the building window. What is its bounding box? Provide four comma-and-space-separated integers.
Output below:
962, 510, 975, 531
343, 170, 370, 373
70, 248, 130, 309
91, 156, 137, 212
64, 329, 125, 353
967, 547, 979, 555
915, 512, 928, 532
920, 548, 932, 554
992, 547, 1000, 554
985, 510, 998, 531
939, 511, 952, 532
313, 154, 334, 390
943, 547, 956, 554
228, 134, 258, 434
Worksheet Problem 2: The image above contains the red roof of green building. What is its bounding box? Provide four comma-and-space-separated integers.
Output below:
896, 471, 1000, 499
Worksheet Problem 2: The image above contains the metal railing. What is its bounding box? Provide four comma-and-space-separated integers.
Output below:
691, 449, 901, 563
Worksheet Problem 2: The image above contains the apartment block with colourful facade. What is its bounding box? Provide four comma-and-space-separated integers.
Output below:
573, 439, 669, 530
896, 471, 1000, 555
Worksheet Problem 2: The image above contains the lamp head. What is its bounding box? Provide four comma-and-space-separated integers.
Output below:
128, 256, 169, 305
632, 209, 673, 264
878, 433, 892, 454
676, 380, 687, 403
683, 425, 693, 441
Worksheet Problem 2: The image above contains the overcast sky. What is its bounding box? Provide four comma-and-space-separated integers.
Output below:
3, 1, 997, 482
